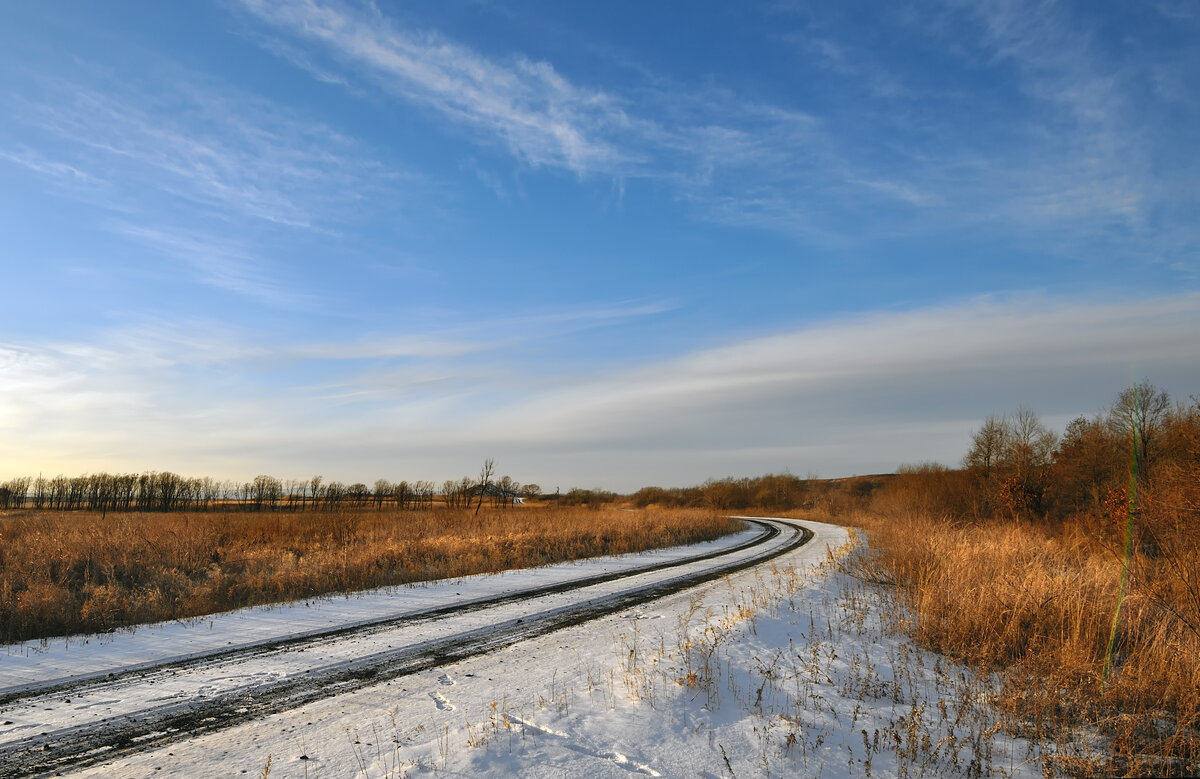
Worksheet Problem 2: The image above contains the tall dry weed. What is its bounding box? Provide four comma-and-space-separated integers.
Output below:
853, 509, 1200, 775
0, 506, 737, 644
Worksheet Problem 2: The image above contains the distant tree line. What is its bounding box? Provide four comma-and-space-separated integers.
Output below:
870, 380, 1199, 525
629, 472, 882, 514
7, 380, 1190, 525
621, 380, 1198, 527
0, 469, 542, 513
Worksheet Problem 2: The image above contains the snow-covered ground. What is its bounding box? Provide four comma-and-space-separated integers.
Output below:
5, 519, 1054, 777
0, 525, 769, 691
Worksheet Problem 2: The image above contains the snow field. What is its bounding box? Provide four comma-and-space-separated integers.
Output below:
71, 520, 1051, 777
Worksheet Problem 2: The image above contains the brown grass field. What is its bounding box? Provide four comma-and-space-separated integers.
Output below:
4, 453, 1197, 773
0, 505, 738, 644
851, 508, 1200, 775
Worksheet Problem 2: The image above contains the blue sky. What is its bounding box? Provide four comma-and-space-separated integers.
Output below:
2, 0, 1198, 491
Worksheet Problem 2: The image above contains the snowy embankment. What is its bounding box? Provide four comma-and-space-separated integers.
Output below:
6, 519, 1051, 777
0, 525, 770, 691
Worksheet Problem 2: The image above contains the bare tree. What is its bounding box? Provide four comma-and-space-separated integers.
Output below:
153, 472, 186, 512
201, 477, 220, 510
495, 475, 519, 508
964, 415, 1010, 478
475, 458, 494, 516
324, 481, 345, 507
1111, 380, 1171, 481
1008, 407, 1057, 477
0, 477, 30, 509
412, 480, 435, 509
32, 475, 47, 509
441, 479, 459, 508
309, 476, 323, 511
374, 479, 392, 510
393, 480, 411, 510
1049, 415, 1123, 517
442, 477, 475, 509
282, 479, 303, 510
251, 475, 282, 511
347, 483, 369, 506
963, 409, 1056, 519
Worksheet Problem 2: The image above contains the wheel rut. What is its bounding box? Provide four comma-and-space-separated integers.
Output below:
0, 519, 812, 777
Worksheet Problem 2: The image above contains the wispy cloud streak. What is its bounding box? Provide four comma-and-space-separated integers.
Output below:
112, 224, 309, 308
234, 0, 1197, 259
3, 70, 409, 229
480, 292, 1200, 443
6, 293, 1198, 487
236, 1, 909, 243
239, 0, 633, 174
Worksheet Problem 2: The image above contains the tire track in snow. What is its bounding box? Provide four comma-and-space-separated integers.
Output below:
0, 520, 777, 706
0, 518, 812, 777
507, 715, 663, 776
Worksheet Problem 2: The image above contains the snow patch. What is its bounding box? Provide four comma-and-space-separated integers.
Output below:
508, 715, 663, 776
429, 691, 455, 711
42, 519, 1085, 777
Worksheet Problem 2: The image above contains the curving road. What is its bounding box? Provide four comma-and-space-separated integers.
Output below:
0, 517, 812, 777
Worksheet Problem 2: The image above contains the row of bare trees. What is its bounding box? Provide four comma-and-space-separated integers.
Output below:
874, 380, 1198, 523
619, 381, 1195, 526
0, 468, 539, 513
0, 472, 220, 513
630, 473, 863, 513
959, 380, 1194, 522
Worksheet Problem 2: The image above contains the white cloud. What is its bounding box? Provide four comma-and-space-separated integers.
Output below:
5, 293, 1197, 489
284, 337, 481, 361
6, 70, 410, 230
0, 62, 437, 312
951, 0, 1152, 228
113, 224, 309, 308
238, 0, 632, 174
0, 146, 98, 185
465, 293, 1200, 445
229, 0, 1196, 259
235, 0, 923, 244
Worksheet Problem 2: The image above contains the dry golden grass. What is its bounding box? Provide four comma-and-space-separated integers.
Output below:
851, 510, 1200, 776
0, 506, 738, 644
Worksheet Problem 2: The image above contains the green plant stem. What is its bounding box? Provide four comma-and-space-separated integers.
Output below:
1102, 428, 1139, 688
